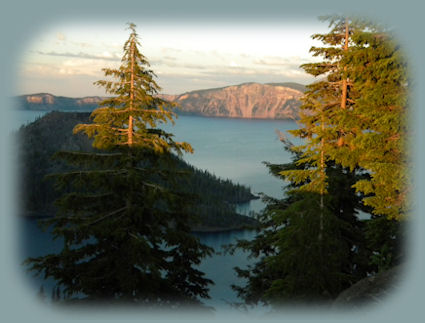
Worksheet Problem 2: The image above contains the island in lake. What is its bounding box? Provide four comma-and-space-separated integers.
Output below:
16, 111, 259, 232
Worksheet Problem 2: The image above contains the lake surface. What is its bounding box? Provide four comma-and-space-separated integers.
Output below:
11, 110, 48, 131
15, 111, 298, 311
162, 115, 298, 203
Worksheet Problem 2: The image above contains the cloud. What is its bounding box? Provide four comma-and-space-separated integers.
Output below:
71, 41, 92, 48
23, 44, 317, 96
150, 58, 208, 71
253, 55, 322, 68
161, 47, 183, 54
163, 56, 177, 61
149, 49, 313, 85
189, 62, 313, 86
21, 63, 61, 77
36, 50, 121, 61
22, 55, 118, 79
56, 32, 66, 41
150, 50, 310, 77
155, 60, 313, 88
253, 56, 302, 67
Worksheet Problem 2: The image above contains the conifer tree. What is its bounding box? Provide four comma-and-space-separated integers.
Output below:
336, 22, 408, 267
292, 16, 408, 220
230, 15, 407, 306
231, 140, 368, 305
281, 16, 358, 191
24, 23, 213, 306
279, 16, 360, 251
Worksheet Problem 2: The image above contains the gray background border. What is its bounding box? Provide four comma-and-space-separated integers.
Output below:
0, 0, 422, 321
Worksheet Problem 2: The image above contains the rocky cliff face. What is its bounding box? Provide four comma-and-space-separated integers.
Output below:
332, 266, 403, 308
163, 83, 304, 119
26, 93, 55, 104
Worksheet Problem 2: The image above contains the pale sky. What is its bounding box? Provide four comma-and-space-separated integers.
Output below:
17, 20, 328, 97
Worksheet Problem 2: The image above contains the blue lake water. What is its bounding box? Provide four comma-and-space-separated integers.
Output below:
162, 115, 298, 205
15, 111, 298, 311
11, 110, 48, 131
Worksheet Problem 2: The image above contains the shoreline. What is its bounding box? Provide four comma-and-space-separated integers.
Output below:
191, 227, 258, 233
20, 212, 259, 234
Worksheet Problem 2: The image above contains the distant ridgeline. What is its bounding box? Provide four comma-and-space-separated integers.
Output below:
161, 82, 305, 119
17, 82, 305, 119
17, 93, 105, 111
17, 111, 257, 231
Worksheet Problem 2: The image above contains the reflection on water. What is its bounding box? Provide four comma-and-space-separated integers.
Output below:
193, 230, 258, 308
235, 199, 267, 216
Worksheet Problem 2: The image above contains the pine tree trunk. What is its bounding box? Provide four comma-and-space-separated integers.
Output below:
340, 19, 349, 110
319, 112, 325, 244
319, 190, 324, 242
128, 36, 135, 146
127, 36, 136, 216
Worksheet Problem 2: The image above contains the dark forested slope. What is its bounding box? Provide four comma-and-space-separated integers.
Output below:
17, 111, 257, 231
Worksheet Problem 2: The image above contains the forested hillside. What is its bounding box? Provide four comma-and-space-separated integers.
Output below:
17, 111, 257, 231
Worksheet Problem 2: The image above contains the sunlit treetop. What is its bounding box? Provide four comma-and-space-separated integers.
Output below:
74, 23, 193, 155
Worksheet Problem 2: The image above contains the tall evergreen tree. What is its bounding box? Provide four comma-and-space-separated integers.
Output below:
281, 16, 359, 190
24, 23, 213, 306
283, 16, 407, 270
231, 140, 368, 306
279, 16, 361, 243
337, 23, 408, 269
292, 16, 408, 220
231, 15, 407, 307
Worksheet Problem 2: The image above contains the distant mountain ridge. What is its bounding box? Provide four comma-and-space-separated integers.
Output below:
17, 93, 106, 111
161, 82, 305, 119
17, 82, 306, 119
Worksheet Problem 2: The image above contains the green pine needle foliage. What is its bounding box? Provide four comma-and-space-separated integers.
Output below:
288, 16, 408, 220
230, 139, 369, 306
230, 15, 407, 307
